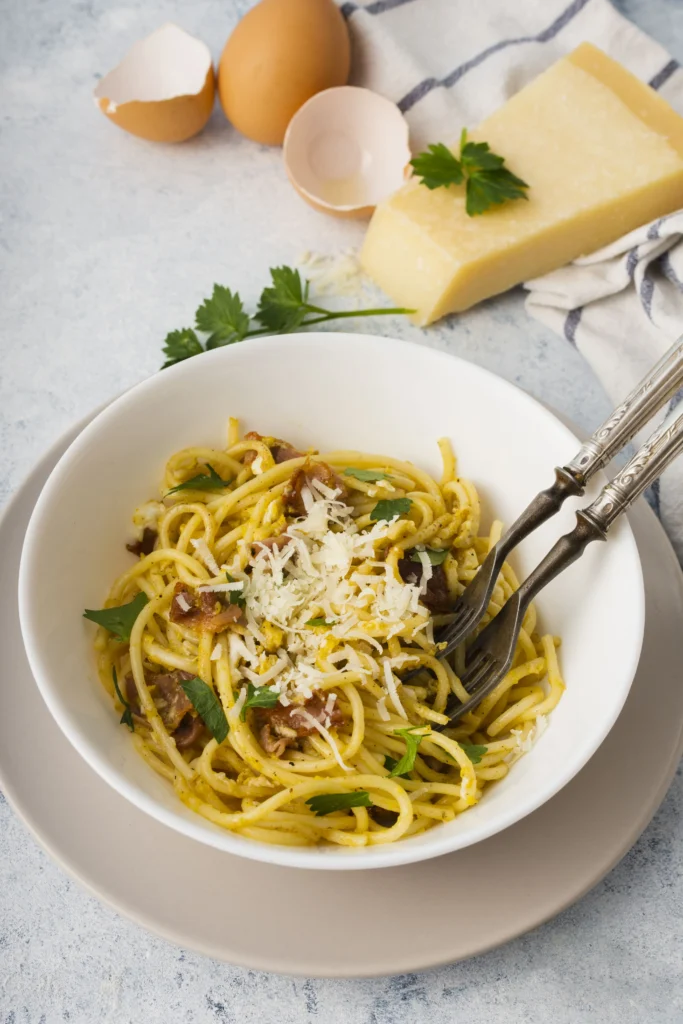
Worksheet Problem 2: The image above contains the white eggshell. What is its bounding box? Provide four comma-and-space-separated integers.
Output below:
283, 86, 411, 218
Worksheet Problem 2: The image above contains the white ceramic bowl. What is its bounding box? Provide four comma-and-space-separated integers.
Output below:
18, 334, 645, 870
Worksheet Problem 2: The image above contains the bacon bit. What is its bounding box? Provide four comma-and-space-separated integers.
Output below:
124, 673, 143, 720
398, 559, 451, 614
243, 431, 303, 467
254, 694, 344, 758
126, 528, 157, 557
153, 670, 195, 731
169, 582, 243, 631
172, 713, 206, 751
253, 533, 291, 554
369, 806, 399, 828
283, 461, 348, 515
124, 670, 204, 750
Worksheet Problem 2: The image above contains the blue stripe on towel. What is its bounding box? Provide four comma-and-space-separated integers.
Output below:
626, 246, 640, 279
398, 0, 593, 111
645, 478, 662, 518
640, 270, 656, 321
563, 307, 582, 346
649, 59, 680, 91
643, 389, 681, 520
341, 0, 420, 16
661, 252, 683, 293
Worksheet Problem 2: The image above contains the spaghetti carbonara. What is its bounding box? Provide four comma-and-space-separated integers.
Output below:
86, 421, 564, 848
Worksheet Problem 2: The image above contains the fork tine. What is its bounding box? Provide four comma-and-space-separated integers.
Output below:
459, 651, 492, 691
448, 673, 503, 723
442, 657, 506, 725
434, 604, 476, 647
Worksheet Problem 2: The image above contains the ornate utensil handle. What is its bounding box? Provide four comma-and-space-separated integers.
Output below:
497, 338, 683, 557
511, 404, 683, 612
583, 402, 683, 531
564, 337, 683, 484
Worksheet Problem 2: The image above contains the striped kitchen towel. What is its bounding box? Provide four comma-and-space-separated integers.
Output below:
345, 0, 683, 560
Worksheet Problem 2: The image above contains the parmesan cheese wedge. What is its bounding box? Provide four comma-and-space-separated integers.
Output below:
360, 44, 683, 325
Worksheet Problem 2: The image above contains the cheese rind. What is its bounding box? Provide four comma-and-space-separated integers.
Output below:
360, 44, 683, 326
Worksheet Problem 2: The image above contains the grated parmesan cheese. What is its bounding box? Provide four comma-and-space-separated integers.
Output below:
232, 686, 247, 720
504, 714, 549, 764
198, 581, 244, 594
222, 489, 427, 704
191, 538, 221, 577
241, 651, 289, 686
295, 709, 351, 771
176, 593, 191, 613
376, 697, 390, 721
382, 658, 408, 720
416, 549, 433, 595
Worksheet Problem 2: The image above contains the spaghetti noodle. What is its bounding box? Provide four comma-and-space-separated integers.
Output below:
88, 423, 564, 848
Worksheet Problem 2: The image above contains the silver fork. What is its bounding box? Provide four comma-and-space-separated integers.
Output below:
440, 402, 683, 725
430, 337, 683, 665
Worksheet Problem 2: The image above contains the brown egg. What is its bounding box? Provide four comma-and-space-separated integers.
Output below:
218, 0, 350, 146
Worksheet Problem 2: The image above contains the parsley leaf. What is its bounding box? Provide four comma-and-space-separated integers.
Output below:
409, 547, 448, 565
305, 617, 333, 627
255, 266, 309, 332
195, 285, 250, 348
112, 667, 134, 731
344, 467, 392, 482
166, 464, 231, 496
410, 142, 464, 189
83, 592, 149, 643
459, 131, 506, 172
459, 743, 487, 765
159, 269, 413, 367
411, 129, 529, 216
306, 791, 372, 816
241, 682, 280, 721
370, 497, 412, 522
465, 167, 529, 216
384, 754, 410, 780
225, 572, 246, 608
162, 328, 204, 369
389, 727, 426, 777
180, 676, 229, 743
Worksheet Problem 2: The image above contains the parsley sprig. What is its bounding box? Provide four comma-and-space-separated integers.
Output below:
161, 267, 413, 369
83, 592, 149, 643
344, 467, 391, 483
387, 727, 427, 777
459, 743, 487, 765
409, 547, 448, 565
410, 130, 529, 216
370, 497, 412, 522
240, 682, 280, 721
166, 464, 231, 495
181, 676, 229, 744
306, 791, 372, 816
112, 667, 135, 732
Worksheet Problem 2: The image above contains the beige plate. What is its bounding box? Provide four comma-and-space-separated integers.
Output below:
2, 419, 683, 978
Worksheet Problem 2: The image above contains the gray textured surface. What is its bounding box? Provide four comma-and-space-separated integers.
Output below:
1, 0, 682, 1020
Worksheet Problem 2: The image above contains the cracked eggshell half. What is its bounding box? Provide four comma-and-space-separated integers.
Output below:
94, 24, 215, 143
283, 87, 411, 219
